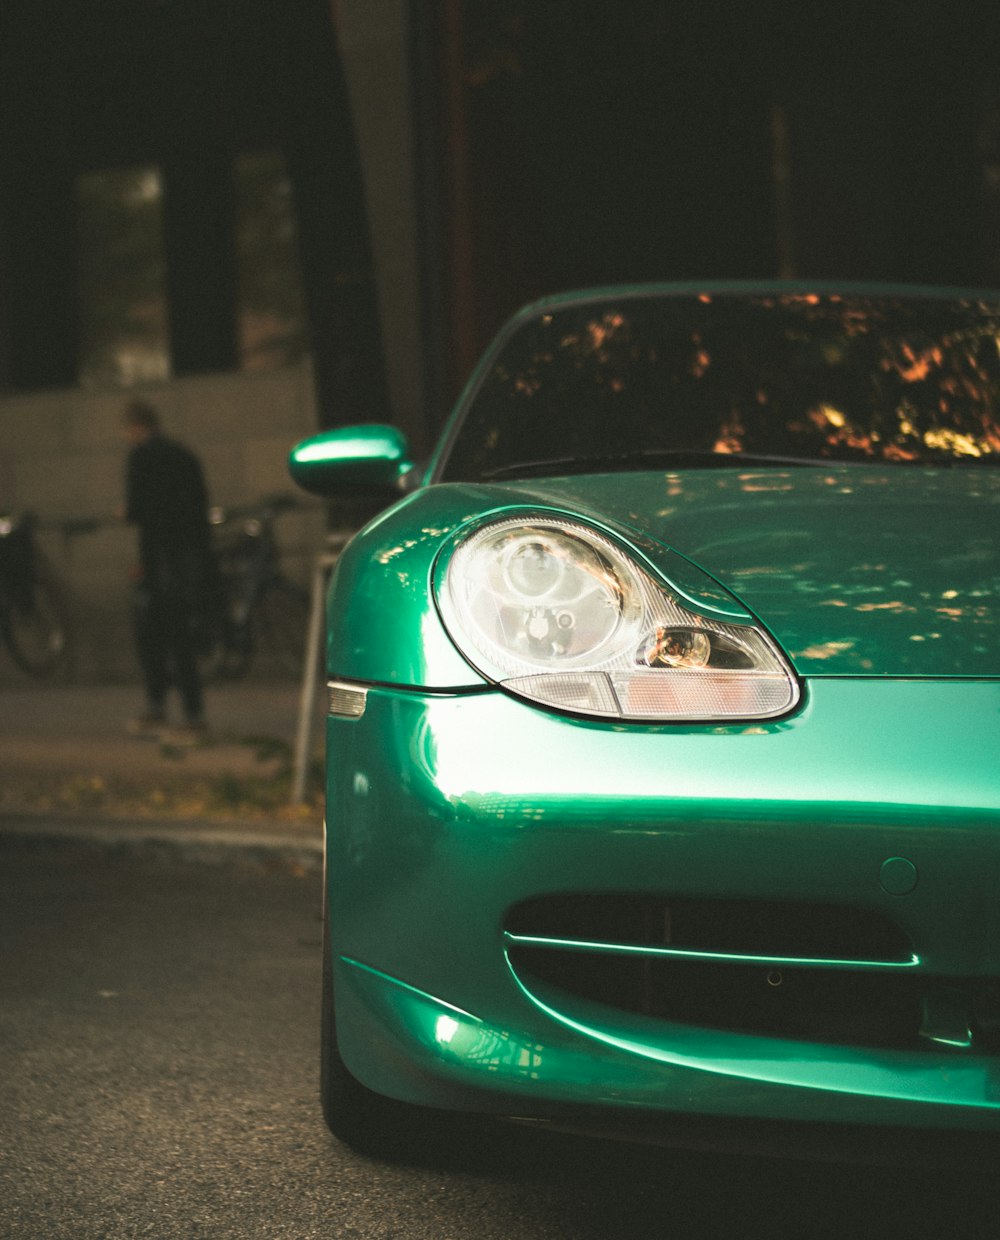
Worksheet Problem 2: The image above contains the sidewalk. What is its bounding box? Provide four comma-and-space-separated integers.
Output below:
0, 679, 325, 856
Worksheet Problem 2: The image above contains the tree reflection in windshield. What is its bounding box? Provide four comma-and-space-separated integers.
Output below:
440, 291, 1000, 482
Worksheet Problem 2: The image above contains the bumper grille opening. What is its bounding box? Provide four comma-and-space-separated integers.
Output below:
508, 945, 927, 1048
505, 893, 914, 962
508, 946, 1000, 1052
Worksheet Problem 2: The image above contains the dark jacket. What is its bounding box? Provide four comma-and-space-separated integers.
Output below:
125, 434, 211, 567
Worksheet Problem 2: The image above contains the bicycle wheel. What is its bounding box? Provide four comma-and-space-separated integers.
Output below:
194, 567, 254, 682
196, 608, 254, 681
2, 573, 70, 676
254, 577, 311, 677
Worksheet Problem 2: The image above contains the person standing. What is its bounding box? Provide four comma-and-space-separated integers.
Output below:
122, 399, 213, 739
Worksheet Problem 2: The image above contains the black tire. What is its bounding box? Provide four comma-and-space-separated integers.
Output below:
2, 572, 70, 676
321, 910, 458, 1161
255, 577, 310, 677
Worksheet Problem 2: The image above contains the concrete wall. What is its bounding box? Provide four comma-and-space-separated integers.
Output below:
0, 361, 328, 685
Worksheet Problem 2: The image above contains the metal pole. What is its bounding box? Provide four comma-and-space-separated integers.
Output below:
290, 533, 350, 805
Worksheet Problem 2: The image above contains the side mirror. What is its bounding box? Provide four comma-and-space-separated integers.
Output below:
288, 424, 415, 497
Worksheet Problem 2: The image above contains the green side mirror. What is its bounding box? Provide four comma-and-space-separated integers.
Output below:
288, 424, 414, 496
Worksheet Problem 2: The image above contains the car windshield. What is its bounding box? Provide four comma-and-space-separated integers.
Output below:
437, 290, 1000, 481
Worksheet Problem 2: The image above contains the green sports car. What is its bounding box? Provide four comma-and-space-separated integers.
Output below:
290, 284, 1000, 1162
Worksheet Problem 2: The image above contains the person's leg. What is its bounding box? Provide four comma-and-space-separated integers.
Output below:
130, 574, 169, 729
173, 630, 204, 724
163, 553, 206, 727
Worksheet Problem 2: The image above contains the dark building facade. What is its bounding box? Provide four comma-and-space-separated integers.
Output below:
0, 0, 386, 426
3, 0, 1000, 449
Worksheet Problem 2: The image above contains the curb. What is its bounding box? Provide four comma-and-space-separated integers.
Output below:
0, 810, 323, 869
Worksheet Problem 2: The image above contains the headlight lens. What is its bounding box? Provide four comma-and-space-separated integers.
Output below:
436, 518, 800, 721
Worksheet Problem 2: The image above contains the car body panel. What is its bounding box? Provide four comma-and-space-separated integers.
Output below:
327, 678, 1000, 1128
334, 959, 1000, 1128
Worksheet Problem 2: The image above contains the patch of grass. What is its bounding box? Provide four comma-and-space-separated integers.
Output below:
0, 728, 325, 823
0, 767, 322, 823
62, 775, 109, 809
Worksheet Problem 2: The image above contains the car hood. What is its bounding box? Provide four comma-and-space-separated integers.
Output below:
502, 465, 1000, 678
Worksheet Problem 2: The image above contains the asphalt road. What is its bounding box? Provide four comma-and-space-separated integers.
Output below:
0, 833, 992, 1239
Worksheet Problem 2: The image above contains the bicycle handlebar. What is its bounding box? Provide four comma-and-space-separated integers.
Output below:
208, 493, 302, 525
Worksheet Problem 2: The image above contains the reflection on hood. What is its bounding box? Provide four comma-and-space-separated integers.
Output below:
503, 465, 1000, 678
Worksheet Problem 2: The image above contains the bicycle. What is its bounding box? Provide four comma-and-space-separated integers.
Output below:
0, 512, 89, 677
198, 493, 311, 680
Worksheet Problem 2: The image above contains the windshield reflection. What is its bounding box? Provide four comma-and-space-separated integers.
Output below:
442, 291, 1000, 482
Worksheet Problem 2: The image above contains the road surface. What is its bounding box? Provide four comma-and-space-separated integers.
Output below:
0, 833, 990, 1238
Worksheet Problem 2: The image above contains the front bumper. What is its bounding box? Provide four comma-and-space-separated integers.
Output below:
326, 677, 1000, 1132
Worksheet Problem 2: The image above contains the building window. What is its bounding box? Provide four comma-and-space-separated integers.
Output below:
75, 166, 171, 388
234, 151, 309, 371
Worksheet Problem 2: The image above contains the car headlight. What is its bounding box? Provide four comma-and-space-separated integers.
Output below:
435, 518, 800, 721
